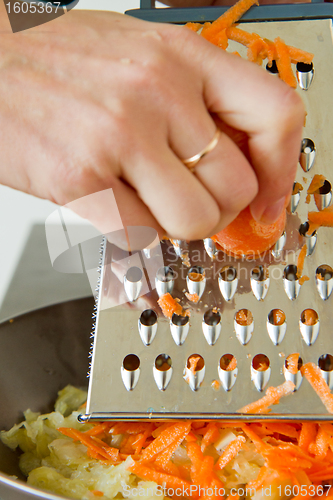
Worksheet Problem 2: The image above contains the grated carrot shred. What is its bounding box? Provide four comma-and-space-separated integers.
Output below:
301, 362, 333, 413
184, 22, 202, 32
285, 353, 300, 375
306, 174, 326, 203
237, 380, 295, 414
297, 243, 307, 280
215, 435, 246, 470
157, 293, 183, 319
274, 37, 297, 88
201, 0, 258, 41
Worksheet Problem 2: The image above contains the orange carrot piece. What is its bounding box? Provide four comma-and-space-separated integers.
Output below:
247, 465, 269, 490
91, 491, 104, 497
264, 422, 299, 439
240, 424, 268, 453
188, 355, 202, 374
286, 353, 300, 375
274, 37, 297, 88
247, 38, 268, 65
85, 422, 112, 437
306, 174, 326, 203
185, 22, 202, 32
155, 426, 190, 467
289, 46, 314, 64
201, 423, 220, 452
129, 462, 193, 493
201, 0, 258, 41
215, 435, 246, 470
201, 22, 212, 34
301, 362, 333, 413
196, 455, 215, 486
110, 422, 155, 435
140, 422, 191, 463
271, 309, 286, 326
308, 426, 330, 459
133, 425, 154, 455
235, 309, 253, 326
297, 244, 307, 279
226, 26, 259, 46
237, 380, 295, 414
187, 441, 204, 478
58, 427, 119, 462
185, 292, 200, 304
226, 493, 240, 500
157, 293, 183, 319
308, 206, 333, 233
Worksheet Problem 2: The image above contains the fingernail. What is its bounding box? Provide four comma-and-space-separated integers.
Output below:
258, 197, 286, 225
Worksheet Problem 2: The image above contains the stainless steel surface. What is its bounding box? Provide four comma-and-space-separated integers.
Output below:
85, 18, 333, 420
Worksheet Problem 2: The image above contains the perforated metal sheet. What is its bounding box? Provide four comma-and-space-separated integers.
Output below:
82, 18, 333, 421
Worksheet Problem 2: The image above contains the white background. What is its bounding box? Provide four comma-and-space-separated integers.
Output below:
0, 1, 142, 315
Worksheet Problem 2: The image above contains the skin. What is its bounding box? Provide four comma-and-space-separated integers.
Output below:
0, 2, 305, 240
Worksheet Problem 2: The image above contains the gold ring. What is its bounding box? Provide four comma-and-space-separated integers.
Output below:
182, 128, 221, 171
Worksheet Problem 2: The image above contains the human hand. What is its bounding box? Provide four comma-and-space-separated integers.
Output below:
0, 7, 304, 239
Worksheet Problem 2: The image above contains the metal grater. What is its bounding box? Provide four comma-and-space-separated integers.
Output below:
79, 11, 333, 423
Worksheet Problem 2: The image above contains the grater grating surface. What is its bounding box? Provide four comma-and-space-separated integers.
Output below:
80, 18, 333, 422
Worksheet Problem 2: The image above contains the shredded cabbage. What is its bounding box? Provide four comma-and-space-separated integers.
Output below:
0, 385, 166, 500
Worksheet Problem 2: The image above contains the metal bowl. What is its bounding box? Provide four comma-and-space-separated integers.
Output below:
0, 298, 93, 500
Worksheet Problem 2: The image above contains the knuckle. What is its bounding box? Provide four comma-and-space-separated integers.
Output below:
275, 86, 305, 130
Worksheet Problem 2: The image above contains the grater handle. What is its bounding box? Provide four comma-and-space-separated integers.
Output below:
127, 1, 333, 23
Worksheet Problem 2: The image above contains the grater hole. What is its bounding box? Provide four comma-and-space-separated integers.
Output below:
187, 266, 206, 299
156, 266, 175, 282
125, 266, 143, 283
140, 309, 157, 327
188, 266, 205, 282
187, 354, 205, 372
155, 354, 172, 371
300, 138, 316, 172
266, 60, 278, 74
317, 180, 331, 195
314, 180, 332, 211
284, 264, 299, 281
299, 221, 316, 238
293, 181, 303, 195
285, 354, 303, 373
251, 265, 268, 281
296, 61, 313, 73
318, 354, 333, 372
300, 309, 320, 346
316, 265, 333, 281
301, 309, 318, 326
268, 309, 286, 326
123, 354, 140, 371
185, 354, 205, 391
220, 265, 237, 282
203, 309, 221, 326
171, 313, 189, 326
235, 309, 254, 345
301, 138, 315, 155
235, 309, 253, 326
220, 354, 237, 371
252, 354, 270, 372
